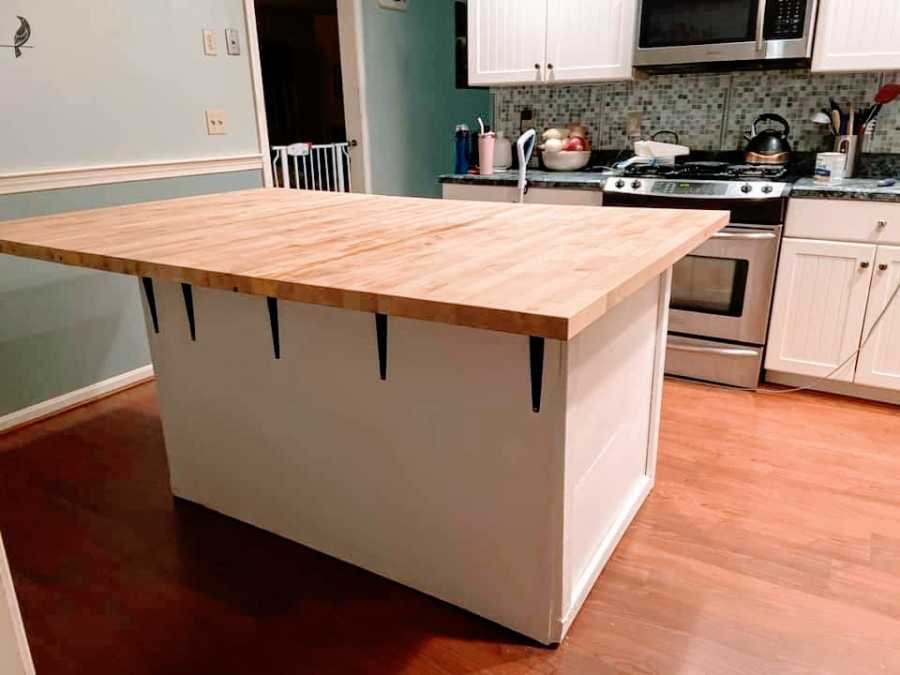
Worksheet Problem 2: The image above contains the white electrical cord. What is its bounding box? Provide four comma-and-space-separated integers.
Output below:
683, 276, 900, 395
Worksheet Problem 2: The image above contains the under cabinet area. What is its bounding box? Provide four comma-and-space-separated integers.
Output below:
467, 0, 635, 86
766, 199, 900, 395
442, 182, 603, 206
812, 0, 900, 72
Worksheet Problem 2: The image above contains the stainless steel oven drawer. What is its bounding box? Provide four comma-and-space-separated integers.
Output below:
665, 335, 763, 389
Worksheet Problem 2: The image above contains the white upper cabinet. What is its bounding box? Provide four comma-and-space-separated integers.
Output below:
468, 0, 548, 86
855, 245, 900, 390
545, 0, 636, 83
812, 0, 900, 72
467, 0, 635, 86
765, 238, 876, 382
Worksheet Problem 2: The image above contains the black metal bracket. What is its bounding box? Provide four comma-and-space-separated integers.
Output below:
267, 297, 280, 359
181, 283, 196, 341
529, 336, 545, 413
141, 277, 159, 334
375, 313, 388, 381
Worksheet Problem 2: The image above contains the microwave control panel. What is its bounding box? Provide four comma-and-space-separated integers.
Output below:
765, 0, 808, 40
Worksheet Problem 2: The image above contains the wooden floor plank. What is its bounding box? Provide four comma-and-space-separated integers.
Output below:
1, 379, 899, 674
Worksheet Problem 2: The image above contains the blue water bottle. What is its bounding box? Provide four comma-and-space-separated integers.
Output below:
455, 124, 470, 174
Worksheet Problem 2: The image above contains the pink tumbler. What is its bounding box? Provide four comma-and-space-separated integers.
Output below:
478, 133, 496, 176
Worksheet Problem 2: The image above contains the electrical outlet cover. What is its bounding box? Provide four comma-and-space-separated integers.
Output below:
202, 29, 218, 56
206, 109, 227, 135
225, 28, 240, 56
378, 0, 408, 11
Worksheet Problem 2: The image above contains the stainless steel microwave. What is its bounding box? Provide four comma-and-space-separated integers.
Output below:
634, 0, 818, 69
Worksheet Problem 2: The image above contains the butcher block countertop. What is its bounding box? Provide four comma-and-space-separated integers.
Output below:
0, 188, 727, 340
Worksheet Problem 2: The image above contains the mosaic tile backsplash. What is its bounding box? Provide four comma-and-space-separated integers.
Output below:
491, 69, 900, 155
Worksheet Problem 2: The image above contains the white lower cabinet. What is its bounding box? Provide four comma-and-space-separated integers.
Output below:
855, 245, 900, 389
766, 238, 876, 382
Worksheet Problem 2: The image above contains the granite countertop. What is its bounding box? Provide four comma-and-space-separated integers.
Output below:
439, 170, 610, 191
791, 178, 900, 203
441, 172, 900, 203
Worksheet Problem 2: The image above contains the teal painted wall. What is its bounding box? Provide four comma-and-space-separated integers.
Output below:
0, 170, 262, 417
361, 0, 489, 198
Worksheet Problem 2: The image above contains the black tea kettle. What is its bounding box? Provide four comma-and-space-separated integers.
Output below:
744, 114, 792, 165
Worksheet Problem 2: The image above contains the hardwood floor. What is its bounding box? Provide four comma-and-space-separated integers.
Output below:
1, 379, 899, 674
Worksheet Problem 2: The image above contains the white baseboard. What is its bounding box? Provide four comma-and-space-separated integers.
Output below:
765, 371, 900, 406
0, 155, 264, 196
0, 365, 155, 434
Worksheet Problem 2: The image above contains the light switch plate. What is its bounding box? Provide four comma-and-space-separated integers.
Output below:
206, 109, 227, 135
378, 0, 408, 11
225, 28, 241, 56
202, 29, 218, 56
626, 111, 642, 139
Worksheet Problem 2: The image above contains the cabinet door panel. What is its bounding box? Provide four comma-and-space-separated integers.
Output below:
546, 0, 636, 82
765, 238, 875, 381
855, 245, 900, 390
468, 0, 548, 86
813, 0, 900, 72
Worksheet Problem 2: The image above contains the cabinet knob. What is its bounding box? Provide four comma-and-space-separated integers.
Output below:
547, 63, 554, 70
534, 63, 541, 70
879, 263, 889, 272
860, 261, 871, 269
877, 219, 888, 229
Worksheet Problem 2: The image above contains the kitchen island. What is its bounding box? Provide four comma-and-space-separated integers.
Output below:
0, 188, 726, 644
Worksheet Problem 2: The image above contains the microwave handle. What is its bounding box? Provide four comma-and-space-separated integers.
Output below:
756, 0, 768, 52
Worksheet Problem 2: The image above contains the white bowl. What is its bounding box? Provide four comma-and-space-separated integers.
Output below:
542, 150, 591, 172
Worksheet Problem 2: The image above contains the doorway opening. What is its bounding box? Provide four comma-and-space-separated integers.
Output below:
252, 0, 363, 192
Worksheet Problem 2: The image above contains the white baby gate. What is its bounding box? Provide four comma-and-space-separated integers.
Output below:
271, 142, 352, 192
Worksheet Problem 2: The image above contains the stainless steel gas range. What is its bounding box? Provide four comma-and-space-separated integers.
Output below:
603, 163, 792, 387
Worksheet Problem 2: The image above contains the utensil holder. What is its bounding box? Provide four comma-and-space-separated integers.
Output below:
835, 135, 859, 178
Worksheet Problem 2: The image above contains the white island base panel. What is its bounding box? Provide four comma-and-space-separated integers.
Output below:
140, 271, 671, 645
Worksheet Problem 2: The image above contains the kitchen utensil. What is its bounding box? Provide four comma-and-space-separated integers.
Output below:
745, 113, 792, 165
811, 111, 835, 134
516, 129, 536, 203
478, 132, 496, 176
542, 150, 591, 172
454, 124, 470, 174
874, 83, 900, 105
493, 131, 512, 170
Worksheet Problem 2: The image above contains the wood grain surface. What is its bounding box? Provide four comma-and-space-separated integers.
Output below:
2, 379, 899, 674
0, 188, 726, 339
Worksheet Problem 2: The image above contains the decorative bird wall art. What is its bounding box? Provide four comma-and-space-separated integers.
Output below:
1, 16, 32, 58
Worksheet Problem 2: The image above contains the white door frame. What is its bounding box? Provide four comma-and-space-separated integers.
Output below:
243, 0, 371, 193
0, 535, 35, 675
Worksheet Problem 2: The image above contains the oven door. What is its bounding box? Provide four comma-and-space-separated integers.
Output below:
635, 0, 816, 67
668, 224, 781, 345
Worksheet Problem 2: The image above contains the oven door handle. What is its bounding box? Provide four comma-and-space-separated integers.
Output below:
756, 0, 768, 52
712, 231, 777, 240
668, 342, 761, 358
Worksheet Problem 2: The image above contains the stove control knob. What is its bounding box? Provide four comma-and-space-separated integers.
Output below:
615, 179, 625, 189
762, 185, 774, 194
741, 183, 753, 194
631, 180, 643, 190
